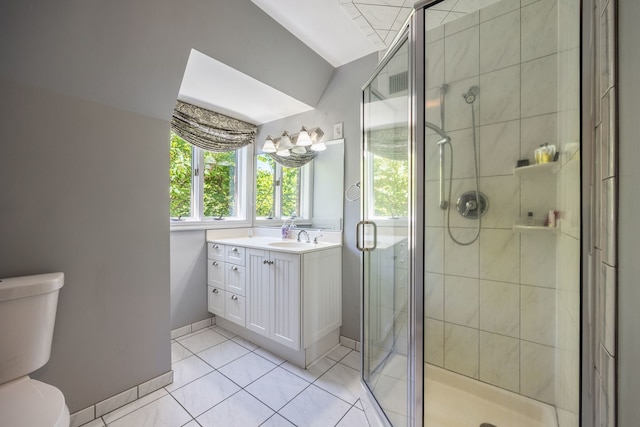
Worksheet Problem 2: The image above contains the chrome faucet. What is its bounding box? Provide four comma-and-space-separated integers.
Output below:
297, 229, 310, 243
313, 234, 324, 244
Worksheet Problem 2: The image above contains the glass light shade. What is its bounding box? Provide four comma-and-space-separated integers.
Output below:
296, 127, 312, 146
310, 141, 327, 152
291, 146, 307, 154
276, 149, 291, 157
278, 131, 293, 150
262, 136, 277, 153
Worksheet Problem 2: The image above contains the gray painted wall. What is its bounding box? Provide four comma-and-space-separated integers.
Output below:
0, 79, 171, 411
617, 0, 640, 423
0, 0, 337, 413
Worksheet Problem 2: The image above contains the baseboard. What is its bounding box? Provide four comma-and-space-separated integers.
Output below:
170, 316, 216, 340
339, 335, 361, 352
69, 370, 173, 427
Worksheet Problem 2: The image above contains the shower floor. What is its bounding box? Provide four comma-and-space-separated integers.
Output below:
424, 365, 558, 427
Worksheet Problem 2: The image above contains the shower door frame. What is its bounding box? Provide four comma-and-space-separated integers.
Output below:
361, 0, 593, 425
359, 3, 430, 426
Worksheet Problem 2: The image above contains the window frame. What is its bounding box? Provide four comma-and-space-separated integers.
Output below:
170, 140, 253, 231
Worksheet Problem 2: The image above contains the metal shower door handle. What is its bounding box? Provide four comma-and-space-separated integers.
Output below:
356, 220, 377, 252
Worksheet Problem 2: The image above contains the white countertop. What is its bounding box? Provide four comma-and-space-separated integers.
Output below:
207, 236, 342, 254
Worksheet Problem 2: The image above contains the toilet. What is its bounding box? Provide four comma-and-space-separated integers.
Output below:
0, 272, 70, 427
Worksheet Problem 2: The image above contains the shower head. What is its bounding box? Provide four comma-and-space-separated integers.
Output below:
462, 86, 480, 104
425, 121, 450, 145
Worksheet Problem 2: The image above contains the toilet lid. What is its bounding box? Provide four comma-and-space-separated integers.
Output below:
0, 377, 67, 427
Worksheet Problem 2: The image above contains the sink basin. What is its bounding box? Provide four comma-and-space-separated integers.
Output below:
268, 241, 312, 249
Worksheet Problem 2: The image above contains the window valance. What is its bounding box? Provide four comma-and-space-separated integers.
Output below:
268, 150, 317, 168
171, 100, 257, 153
368, 126, 408, 161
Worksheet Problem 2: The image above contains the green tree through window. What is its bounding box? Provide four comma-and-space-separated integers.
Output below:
372, 155, 408, 218
170, 133, 192, 218
169, 132, 239, 220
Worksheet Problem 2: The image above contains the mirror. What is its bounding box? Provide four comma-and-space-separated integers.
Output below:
310, 138, 344, 230
254, 138, 344, 230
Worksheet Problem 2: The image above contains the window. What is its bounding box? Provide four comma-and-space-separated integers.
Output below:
170, 133, 250, 224
255, 154, 311, 221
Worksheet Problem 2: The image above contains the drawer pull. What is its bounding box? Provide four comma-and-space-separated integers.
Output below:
231, 295, 238, 301
212, 261, 218, 266
268, 260, 274, 265
231, 266, 238, 271
263, 259, 268, 265
231, 247, 238, 252
212, 288, 219, 294
213, 244, 219, 249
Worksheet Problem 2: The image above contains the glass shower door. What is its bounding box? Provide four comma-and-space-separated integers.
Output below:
360, 36, 411, 426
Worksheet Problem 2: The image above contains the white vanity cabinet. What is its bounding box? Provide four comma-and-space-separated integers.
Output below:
246, 249, 300, 350
206, 239, 342, 367
206, 242, 246, 327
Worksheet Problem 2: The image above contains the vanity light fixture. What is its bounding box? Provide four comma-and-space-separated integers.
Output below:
291, 146, 307, 154
262, 136, 277, 153
296, 126, 312, 146
260, 126, 325, 158
278, 131, 293, 150
310, 141, 326, 152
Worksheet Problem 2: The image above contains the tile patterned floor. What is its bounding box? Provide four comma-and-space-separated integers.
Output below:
82, 325, 370, 427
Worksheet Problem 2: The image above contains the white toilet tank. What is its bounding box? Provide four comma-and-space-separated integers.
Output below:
0, 272, 64, 385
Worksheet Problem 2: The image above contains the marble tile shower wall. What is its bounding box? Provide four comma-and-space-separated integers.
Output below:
423, 0, 572, 406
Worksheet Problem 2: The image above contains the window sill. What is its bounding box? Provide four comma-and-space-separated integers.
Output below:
170, 219, 252, 232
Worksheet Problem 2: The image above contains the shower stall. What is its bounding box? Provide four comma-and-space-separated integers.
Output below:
357, 0, 582, 426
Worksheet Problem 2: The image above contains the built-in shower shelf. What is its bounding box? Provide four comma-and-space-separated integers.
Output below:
513, 162, 559, 176
513, 220, 560, 234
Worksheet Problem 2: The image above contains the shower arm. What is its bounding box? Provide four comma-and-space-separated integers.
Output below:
425, 121, 450, 210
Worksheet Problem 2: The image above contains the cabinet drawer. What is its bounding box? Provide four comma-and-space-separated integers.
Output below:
207, 286, 225, 317
225, 263, 246, 296
207, 259, 224, 287
208, 243, 225, 261
225, 246, 245, 265
225, 291, 245, 327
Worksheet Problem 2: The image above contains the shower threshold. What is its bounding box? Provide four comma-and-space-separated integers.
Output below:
424, 365, 558, 427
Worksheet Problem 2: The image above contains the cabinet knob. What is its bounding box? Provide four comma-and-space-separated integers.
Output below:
212, 288, 219, 294
212, 261, 218, 266
231, 266, 238, 271
269, 260, 274, 265
231, 247, 238, 252
263, 259, 268, 265
213, 244, 219, 249
231, 295, 238, 300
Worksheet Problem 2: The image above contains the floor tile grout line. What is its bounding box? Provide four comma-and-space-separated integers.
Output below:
164, 327, 366, 426
244, 377, 311, 414
170, 385, 246, 421
99, 388, 170, 425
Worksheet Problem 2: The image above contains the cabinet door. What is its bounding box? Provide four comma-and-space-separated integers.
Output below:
303, 248, 342, 348
207, 259, 224, 288
225, 263, 246, 296
207, 286, 224, 317
270, 251, 300, 350
246, 249, 270, 336
225, 291, 245, 327
208, 243, 225, 261
225, 246, 246, 265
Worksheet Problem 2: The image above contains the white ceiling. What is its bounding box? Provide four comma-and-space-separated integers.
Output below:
178, 50, 314, 126
251, 0, 379, 67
